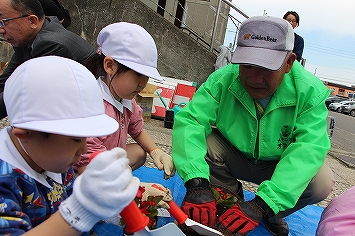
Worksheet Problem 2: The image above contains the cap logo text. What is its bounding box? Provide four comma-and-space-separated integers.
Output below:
243, 34, 277, 42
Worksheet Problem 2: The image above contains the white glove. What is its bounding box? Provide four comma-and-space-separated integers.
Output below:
150, 148, 176, 179
59, 147, 140, 232
140, 182, 173, 209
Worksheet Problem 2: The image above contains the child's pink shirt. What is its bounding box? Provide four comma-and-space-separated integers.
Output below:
74, 78, 144, 168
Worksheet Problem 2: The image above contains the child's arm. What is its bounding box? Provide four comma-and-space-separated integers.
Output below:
25, 148, 139, 235
25, 182, 174, 236
22, 212, 81, 236
133, 129, 158, 153
134, 130, 175, 179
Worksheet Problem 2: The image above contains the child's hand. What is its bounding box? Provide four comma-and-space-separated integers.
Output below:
150, 148, 176, 179
139, 182, 173, 209
59, 147, 140, 232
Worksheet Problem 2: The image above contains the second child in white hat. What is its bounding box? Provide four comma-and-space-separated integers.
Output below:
74, 22, 175, 180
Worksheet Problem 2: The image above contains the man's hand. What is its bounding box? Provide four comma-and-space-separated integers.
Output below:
181, 178, 216, 227
217, 196, 274, 235
139, 182, 173, 209
150, 148, 176, 179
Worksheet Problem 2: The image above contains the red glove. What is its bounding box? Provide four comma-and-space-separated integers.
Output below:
217, 196, 274, 235
181, 178, 216, 227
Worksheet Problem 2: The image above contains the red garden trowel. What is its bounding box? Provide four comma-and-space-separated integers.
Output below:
120, 200, 223, 236
120, 200, 185, 236
167, 201, 223, 236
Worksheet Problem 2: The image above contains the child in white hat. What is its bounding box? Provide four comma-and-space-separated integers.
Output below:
0, 56, 141, 235
74, 22, 175, 179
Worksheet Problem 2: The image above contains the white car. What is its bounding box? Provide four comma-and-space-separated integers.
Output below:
341, 101, 355, 116
328, 100, 350, 112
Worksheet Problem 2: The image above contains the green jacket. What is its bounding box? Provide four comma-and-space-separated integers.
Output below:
172, 62, 330, 214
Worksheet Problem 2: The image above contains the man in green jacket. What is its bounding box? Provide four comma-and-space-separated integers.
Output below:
172, 16, 334, 236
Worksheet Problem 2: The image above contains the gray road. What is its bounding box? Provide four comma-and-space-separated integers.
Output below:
328, 110, 355, 154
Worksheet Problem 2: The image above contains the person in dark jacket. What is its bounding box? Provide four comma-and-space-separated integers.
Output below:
38, 0, 71, 28
283, 11, 304, 62
0, 0, 95, 119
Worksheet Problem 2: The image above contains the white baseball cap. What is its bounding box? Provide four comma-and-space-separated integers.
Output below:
97, 22, 162, 81
4, 56, 118, 137
232, 16, 294, 71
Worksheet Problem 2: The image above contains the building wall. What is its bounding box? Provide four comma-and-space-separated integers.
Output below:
1, 0, 218, 87
140, 0, 230, 50
325, 83, 355, 99
0, 41, 14, 71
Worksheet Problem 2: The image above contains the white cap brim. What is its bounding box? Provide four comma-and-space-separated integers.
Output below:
13, 114, 118, 137
232, 46, 289, 71
118, 60, 162, 81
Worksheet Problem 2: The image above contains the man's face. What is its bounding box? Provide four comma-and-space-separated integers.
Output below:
0, 0, 37, 47
239, 54, 296, 99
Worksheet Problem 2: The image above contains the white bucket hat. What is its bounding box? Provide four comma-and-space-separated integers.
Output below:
4, 56, 118, 137
97, 22, 162, 81
232, 16, 294, 71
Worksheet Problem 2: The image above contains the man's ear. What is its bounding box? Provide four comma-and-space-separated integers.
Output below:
285, 53, 296, 73
28, 15, 40, 29
11, 128, 31, 141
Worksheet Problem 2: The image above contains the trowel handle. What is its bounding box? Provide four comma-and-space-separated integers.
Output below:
120, 201, 149, 234
167, 201, 188, 225
88, 150, 102, 162
88, 151, 149, 234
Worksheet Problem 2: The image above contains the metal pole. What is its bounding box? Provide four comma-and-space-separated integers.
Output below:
210, 0, 222, 52
211, 0, 249, 52
232, 29, 237, 50
221, 0, 249, 19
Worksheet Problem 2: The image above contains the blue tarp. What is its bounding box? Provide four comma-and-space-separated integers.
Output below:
89, 166, 324, 235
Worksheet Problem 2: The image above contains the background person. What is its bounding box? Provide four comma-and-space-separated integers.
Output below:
172, 16, 334, 236
215, 44, 232, 70
283, 10, 304, 62
74, 22, 175, 179
316, 185, 355, 236
0, 0, 95, 119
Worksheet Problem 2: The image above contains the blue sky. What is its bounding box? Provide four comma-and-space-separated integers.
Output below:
224, 0, 355, 87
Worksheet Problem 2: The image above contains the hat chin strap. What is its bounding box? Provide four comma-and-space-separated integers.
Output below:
17, 138, 44, 174
17, 137, 31, 156
108, 74, 122, 103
